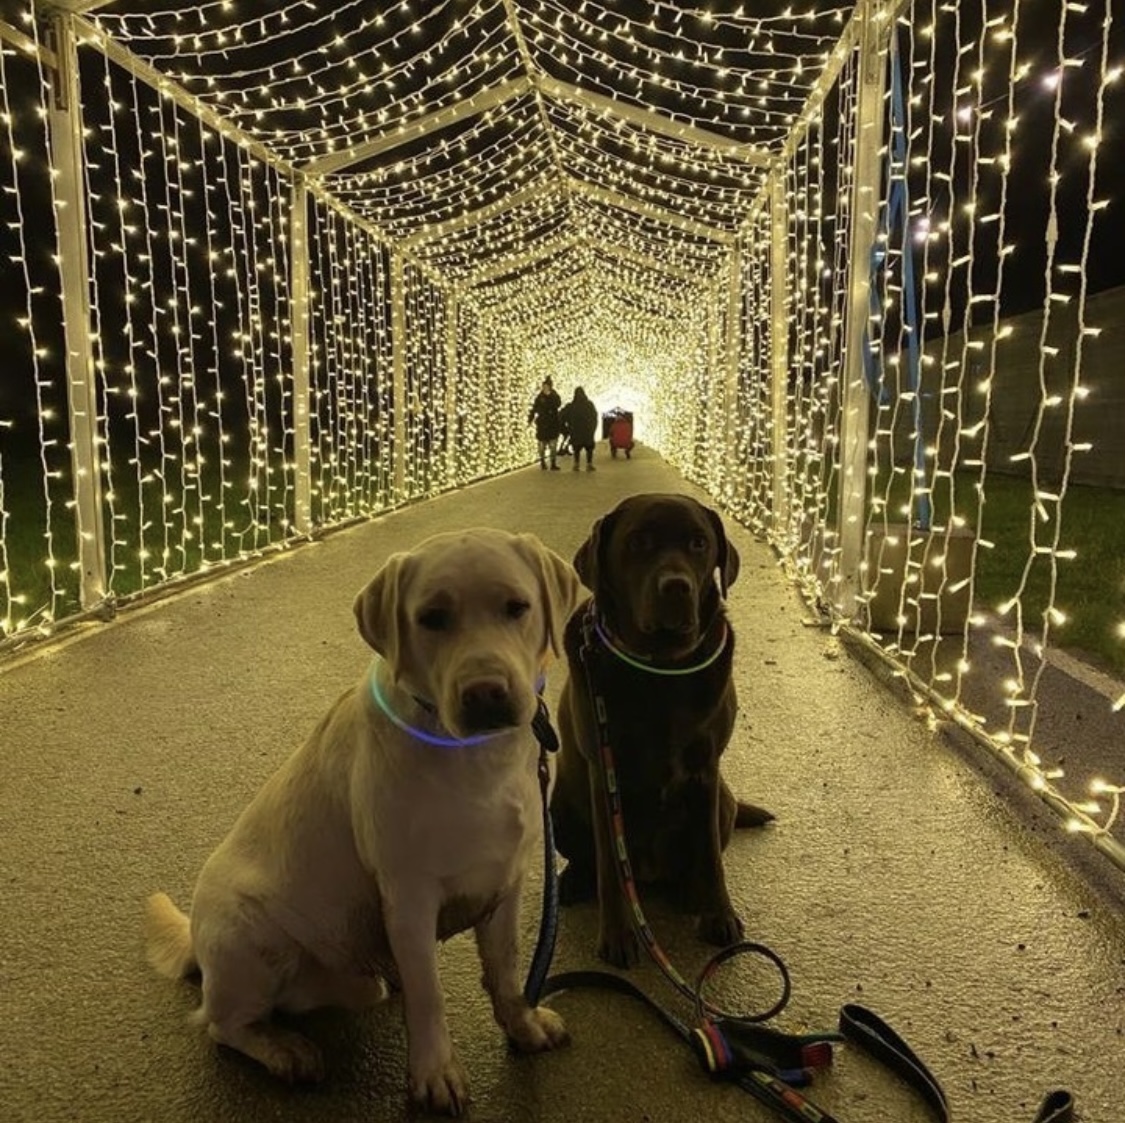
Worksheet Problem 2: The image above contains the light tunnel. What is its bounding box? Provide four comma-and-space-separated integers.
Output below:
1, 2, 1125, 1119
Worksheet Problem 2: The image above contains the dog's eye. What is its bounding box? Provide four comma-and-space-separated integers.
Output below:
688, 534, 709, 554
506, 599, 531, 620
628, 532, 655, 553
418, 607, 452, 631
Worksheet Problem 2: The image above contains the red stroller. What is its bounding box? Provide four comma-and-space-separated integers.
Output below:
606, 411, 634, 459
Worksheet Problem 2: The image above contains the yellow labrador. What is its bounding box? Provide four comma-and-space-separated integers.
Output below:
144, 528, 582, 1115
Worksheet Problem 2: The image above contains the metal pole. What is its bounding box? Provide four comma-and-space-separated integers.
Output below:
769, 170, 790, 538
46, 12, 108, 612
705, 282, 723, 488
289, 176, 311, 534
836, 0, 889, 616
390, 250, 407, 500
445, 287, 459, 488
723, 244, 742, 509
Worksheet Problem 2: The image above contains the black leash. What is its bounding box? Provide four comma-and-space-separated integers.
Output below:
523, 696, 562, 1004
518, 602, 1076, 1123
836, 1004, 1074, 1123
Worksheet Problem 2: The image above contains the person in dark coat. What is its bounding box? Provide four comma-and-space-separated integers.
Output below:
527, 377, 562, 470
564, 386, 598, 471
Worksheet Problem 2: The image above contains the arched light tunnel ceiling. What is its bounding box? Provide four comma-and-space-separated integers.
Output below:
66, 0, 855, 394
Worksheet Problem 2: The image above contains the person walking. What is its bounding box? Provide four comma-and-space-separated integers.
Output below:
565, 386, 598, 472
527, 377, 562, 470
556, 403, 574, 460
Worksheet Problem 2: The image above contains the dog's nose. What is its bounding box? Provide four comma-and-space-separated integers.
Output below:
655, 574, 696, 631
460, 678, 516, 731
658, 574, 693, 600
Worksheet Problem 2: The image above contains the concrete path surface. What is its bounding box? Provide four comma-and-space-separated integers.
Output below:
1, 446, 1123, 1123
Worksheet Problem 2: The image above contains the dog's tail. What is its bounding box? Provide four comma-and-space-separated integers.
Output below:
735, 801, 775, 828
144, 891, 198, 979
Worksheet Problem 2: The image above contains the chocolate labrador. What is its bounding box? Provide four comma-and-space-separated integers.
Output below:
550, 493, 772, 968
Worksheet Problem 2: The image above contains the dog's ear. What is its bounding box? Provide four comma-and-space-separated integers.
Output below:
517, 534, 584, 660
353, 551, 414, 671
572, 522, 599, 591
572, 509, 620, 599
704, 506, 740, 597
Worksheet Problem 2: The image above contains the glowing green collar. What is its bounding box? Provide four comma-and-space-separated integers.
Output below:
592, 610, 730, 677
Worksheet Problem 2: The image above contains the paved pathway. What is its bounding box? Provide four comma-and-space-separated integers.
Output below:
1, 446, 1122, 1123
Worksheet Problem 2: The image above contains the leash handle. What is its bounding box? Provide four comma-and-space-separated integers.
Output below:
838, 1004, 949, 1121
1032, 1091, 1076, 1123
839, 1005, 1075, 1123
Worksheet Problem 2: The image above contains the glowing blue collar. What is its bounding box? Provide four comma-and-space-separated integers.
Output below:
366, 661, 504, 751
368, 662, 546, 750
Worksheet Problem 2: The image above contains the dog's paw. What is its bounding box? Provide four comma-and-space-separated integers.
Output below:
557, 862, 597, 905
697, 910, 744, 948
209, 1022, 325, 1084
506, 1005, 570, 1053
258, 1030, 326, 1084
597, 922, 641, 969
408, 1052, 470, 1117
275, 1034, 326, 1084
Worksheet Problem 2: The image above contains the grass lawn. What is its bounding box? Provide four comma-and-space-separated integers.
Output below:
970, 475, 1125, 676
0, 438, 291, 636
872, 468, 1125, 677
0, 432, 400, 639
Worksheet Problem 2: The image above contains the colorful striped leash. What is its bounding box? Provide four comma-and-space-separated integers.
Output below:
541, 603, 843, 1123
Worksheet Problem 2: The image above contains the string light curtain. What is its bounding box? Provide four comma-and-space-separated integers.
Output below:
852, 0, 1124, 842
81, 48, 295, 590
0, 40, 73, 634
307, 202, 393, 523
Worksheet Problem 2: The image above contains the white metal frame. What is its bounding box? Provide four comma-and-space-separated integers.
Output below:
20, 0, 869, 610
535, 74, 773, 166
401, 179, 561, 252
302, 78, 533, 178
567, 177, 735, 246
45, 12, 107, 612
769, 171, 790, 534
835, 0, 891, 617
722, 243, 743, 508
289, 177, 312, 535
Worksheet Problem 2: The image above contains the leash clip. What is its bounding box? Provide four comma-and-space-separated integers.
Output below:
532, 696, 560, 754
